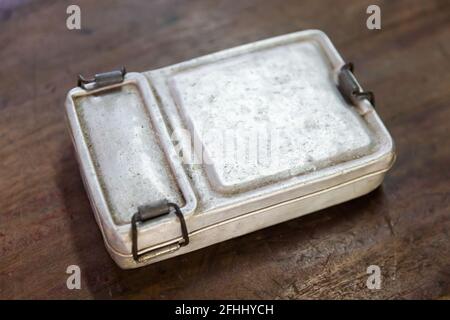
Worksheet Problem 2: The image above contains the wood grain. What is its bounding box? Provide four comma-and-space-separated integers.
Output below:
0, 0, 449, 299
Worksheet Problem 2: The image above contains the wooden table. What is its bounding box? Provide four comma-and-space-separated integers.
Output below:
1, 0, 449, 299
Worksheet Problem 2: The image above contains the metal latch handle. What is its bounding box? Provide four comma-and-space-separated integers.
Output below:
131, 200, 189, 262
338, 62, 375, 107
77, 67, 126, 90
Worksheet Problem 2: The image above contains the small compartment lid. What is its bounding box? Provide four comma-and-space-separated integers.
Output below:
74, 82, 185, 225
67, 72, 197, 255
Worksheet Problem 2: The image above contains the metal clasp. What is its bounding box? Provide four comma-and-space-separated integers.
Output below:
77, 67, 126, 90
131, 200, 189, 262
338, 63, 375, 107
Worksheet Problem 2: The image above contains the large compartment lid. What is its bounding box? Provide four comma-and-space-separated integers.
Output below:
168, 39, 375, 193
147, 30, 394, 222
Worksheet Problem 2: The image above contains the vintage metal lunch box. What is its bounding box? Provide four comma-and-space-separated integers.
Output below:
65, 30, 395, 269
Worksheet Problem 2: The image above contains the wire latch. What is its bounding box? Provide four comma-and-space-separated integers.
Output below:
77, 67, 126, 90
131, 200, 189, 262
338, 63, 375, 107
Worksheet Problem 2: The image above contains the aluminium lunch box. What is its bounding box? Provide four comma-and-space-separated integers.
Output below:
65, 30, 395, 269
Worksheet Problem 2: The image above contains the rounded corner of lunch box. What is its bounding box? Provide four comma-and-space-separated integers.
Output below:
366, 139, 396, 176
384, 139, 397, 170
104, 245, 136, 270
82, 190, 133, 258
64, 87, 87, 124
66, 86, 85, 100
64, 88, 78, 110
306, 29, 329, 41
375, 123, 397, 171
99, 219, 133, 257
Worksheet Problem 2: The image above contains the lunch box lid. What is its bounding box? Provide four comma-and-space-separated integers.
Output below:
65, 30, 395, 258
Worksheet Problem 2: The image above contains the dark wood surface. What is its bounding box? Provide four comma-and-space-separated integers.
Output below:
1, 0, 449, 299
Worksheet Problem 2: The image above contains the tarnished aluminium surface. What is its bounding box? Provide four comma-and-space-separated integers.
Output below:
74, 84, 184, 225
168, 41, 374, 192
65, 30, 395, 268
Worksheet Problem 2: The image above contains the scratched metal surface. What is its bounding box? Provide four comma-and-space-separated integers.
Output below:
67, 31, 393, 269
170, 40, 375, 193
1, 0, 449, 299
75, 84, 184, 224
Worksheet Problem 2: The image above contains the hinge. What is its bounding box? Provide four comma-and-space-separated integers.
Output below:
338, 63, 375, 107
77, 67, 126, 90
131, 199, 189, 262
